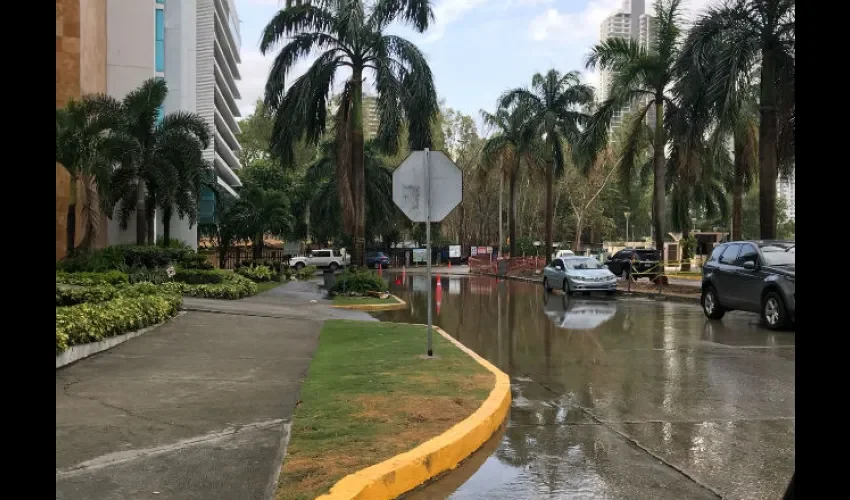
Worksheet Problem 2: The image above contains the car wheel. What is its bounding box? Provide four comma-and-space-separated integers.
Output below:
543, 278, 552, 293
294, 262, 305, 270
329, 262, 339, 271
562, 279, 571, 296
701, 286, 726, 320
762, 291, 789, 330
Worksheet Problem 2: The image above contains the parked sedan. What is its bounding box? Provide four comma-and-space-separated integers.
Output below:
543, 257, 618, 295
365, 252, 390, 269
701, 240, 795, 330
605, 248, 662, 281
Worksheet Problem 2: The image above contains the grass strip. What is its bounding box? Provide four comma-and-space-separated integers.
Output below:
331, 295, 396, 306
277, 320, 493, 500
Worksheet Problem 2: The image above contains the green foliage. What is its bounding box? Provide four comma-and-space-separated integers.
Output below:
56, 270, 129, 286
236, 265, 275, 282
295, 265, 318, 280
173, 267, 227, 284
329, 269, 387, 296
57, 245, 207, 272
161, 273, 258, 299
55, 282, 168, 307
56, 293, 182, 354
127, 267, 170, 285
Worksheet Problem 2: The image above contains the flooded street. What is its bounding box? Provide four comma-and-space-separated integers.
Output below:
374, 273, 795, 500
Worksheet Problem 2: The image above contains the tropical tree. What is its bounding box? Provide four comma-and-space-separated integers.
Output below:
500, 69, 594, 259
682, 0, 794, 239
150, 145, 211, 247
260, 0, 439, 266
481, 103, 530, 257
55, 95, 124, 253
231, 184, 294, 260
109, 78, 211, 245
584, 0, 684, 253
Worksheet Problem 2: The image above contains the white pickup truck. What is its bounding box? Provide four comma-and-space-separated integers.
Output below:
290, 249, 350, 270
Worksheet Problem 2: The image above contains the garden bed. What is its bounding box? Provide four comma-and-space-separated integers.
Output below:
276, 321, 493, 500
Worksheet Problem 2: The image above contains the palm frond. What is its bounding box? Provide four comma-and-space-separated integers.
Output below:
259, 3, 337, 54
369, 0, 432, 32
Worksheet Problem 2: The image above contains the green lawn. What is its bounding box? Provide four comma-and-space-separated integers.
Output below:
255, 281, 284, 294
277, 321, 493, 500
331, 295, 396, 305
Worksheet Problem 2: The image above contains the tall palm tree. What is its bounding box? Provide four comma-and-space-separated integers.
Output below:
584, 0, 684, 253
231, 185, 294, 260
683, 0, 794, 239
260, 0, 439, 267
500, 70, 594, 259
55, 95, 124, 253
110, 78, 211, 245
481, 104, 530, 258
151, 147, 212, 247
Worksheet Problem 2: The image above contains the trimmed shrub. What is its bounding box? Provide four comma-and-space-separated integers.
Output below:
57, 245, 211, 272
235, 265, 274, 282
56, 270, 129, 286
179, 252, 214, 270
328, 269, 387, 296
173, 267, 227, 284
127, 267, 171, 284
295, 265, 318, 280
162, 273, 257, 299
56, 293, 182, 354
56, 285, 117, 306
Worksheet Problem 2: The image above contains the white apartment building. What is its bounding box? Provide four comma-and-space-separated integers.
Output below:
599, 0, 656, 132
106, 0, 243, 249
777, 169, 795, 221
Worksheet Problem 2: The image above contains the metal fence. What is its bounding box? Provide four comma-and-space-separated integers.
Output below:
202, 248, 292, 270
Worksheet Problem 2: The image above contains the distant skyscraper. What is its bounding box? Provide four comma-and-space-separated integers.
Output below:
777, 169, 795, 221
598, 0, 656, 132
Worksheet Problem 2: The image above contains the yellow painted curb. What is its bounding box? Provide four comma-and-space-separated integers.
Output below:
315, 325, 511, 500
330, 294, 408, 311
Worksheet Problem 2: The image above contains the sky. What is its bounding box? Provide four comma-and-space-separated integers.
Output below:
234, 0, 721, 133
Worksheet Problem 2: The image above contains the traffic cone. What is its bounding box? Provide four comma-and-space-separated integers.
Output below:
448, 259, 452, 268
377, 262, 382, 276
436, 274, 442, 286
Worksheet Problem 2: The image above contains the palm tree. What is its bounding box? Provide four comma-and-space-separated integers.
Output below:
110, 78, 211, 245
152, 147, 211, 247
231, 185, 294, 260
683, 0, 794, 239
500, 70, 594, 259
55, 95, 124, 253
584, 0, 684, 253
260, 0, 439, 267
481, 103, 530, 257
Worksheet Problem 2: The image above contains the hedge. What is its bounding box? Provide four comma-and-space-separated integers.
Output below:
57, 245, 212, 272
235, 265, 275, 282
295, 265, 318, 280
56, 270, 129, 286
161, 273, 258, 299
173, 267, 227, 284
328, 269, 387, 296
56, 293, 182, 354
56, 282, 165, 307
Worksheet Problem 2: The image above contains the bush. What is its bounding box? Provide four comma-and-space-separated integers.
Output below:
173, 267, 227, 284
329, 269, 387, 296
57, 245, 210, 272
236, 265, 275, 282
55, 282, 167, 306
295, 265, 318, 280
180, 252, 214, 270
236, 259, 286, 273
127, 267, 171, 284
56, 293, 182, 354
56, 270, 129, 286
162, 273, 257, 299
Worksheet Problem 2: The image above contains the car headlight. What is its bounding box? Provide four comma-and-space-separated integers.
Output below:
570, 275, 586, 282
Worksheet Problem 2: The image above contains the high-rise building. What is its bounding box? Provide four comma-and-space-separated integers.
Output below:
777, 169, 795, 221
56, 0, 244, 254
598, 0, 656, 132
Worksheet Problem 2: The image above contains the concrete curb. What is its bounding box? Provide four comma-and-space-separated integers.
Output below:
330, 294, 408, 311
315, 325, 511, 500
56, 311, 186, 369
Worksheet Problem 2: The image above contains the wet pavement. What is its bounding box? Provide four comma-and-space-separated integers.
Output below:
376, 274, 795, 500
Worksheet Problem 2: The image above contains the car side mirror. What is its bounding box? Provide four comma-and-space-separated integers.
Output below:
742, 261, 756, 270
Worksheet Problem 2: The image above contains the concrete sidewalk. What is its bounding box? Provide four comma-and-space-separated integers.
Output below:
56, 282, 372, 500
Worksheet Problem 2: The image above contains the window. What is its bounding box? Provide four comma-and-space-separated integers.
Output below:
155, 9, 165, 72
734, 244, 759, 267
564, 258, 604, 270
760, 245, 795, 266
707, 245, 724, 263
719, 244, 741, 265
313, 250, 330, 258
333, 250, 342, 257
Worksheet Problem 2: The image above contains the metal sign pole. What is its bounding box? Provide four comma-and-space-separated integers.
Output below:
425, 148, 433, 357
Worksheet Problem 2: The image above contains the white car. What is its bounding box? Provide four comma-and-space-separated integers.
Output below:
290, 249, 350, 270
543, 256, 618, 295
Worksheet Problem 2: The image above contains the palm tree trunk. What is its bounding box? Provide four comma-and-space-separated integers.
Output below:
681, 226, 691, 272
135, 181, 147, 245
732, 133, 745, 241
509, 166, 519, 258
498, 172, 503, 257
351, 67, 366, 267
253, 232, 264, 260
66, 175, 78, 256
652, 98, 666, 255
544, 160, 554, 261
759, 48, 779, 239
162, 210, 172, 247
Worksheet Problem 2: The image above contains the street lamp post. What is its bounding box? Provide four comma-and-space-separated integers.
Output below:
624, 212, 631, 242
692, 217, 697, 233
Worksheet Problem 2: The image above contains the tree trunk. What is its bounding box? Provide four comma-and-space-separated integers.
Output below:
652, 97, 666, 255
732, 133, 745, 241
351, 67, 366, 267
135, 181, 147, 245
758, 48, 778, 239
498, 172, 503, 257
509, 166, 519, 258
253, 232, 263, 260
573, 214, 583, 252
544, 160, 554, 261
681, 226, 691, 272
147, 211, 155, 246
66, 175, 78, 256
162, 210, 172, 247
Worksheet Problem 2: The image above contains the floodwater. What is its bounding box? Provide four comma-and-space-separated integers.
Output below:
374, 273, 795, 500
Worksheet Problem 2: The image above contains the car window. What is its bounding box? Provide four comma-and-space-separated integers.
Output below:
314, 250, 329, 258
564, 258, 604, 270
760, 245, 796, 266
734, 244, 759, 266
707, 245, 724, 263
333, 250, 342, 257
635, 250, 658, 260
549, 260, 563, 269
719, 244, 741, 265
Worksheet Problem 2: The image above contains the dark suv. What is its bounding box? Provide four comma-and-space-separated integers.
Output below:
701, 240, 795, 330
605, 248, 661, 281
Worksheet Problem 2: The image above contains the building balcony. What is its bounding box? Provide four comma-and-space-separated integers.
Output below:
215, 108, 241, 153
214, 9, 241, 74
214, 86, 241, 138
214, 43, 240, 99
214, 63, 240, 118
214, 151, 242, 188
215, 130, 242, 173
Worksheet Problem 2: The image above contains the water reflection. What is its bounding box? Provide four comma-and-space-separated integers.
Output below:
375, 273, 795, 500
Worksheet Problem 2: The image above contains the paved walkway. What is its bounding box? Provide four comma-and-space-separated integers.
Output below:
56, 282, 372, 500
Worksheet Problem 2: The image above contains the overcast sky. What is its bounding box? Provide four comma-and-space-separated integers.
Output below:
234, 0, 721, 133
